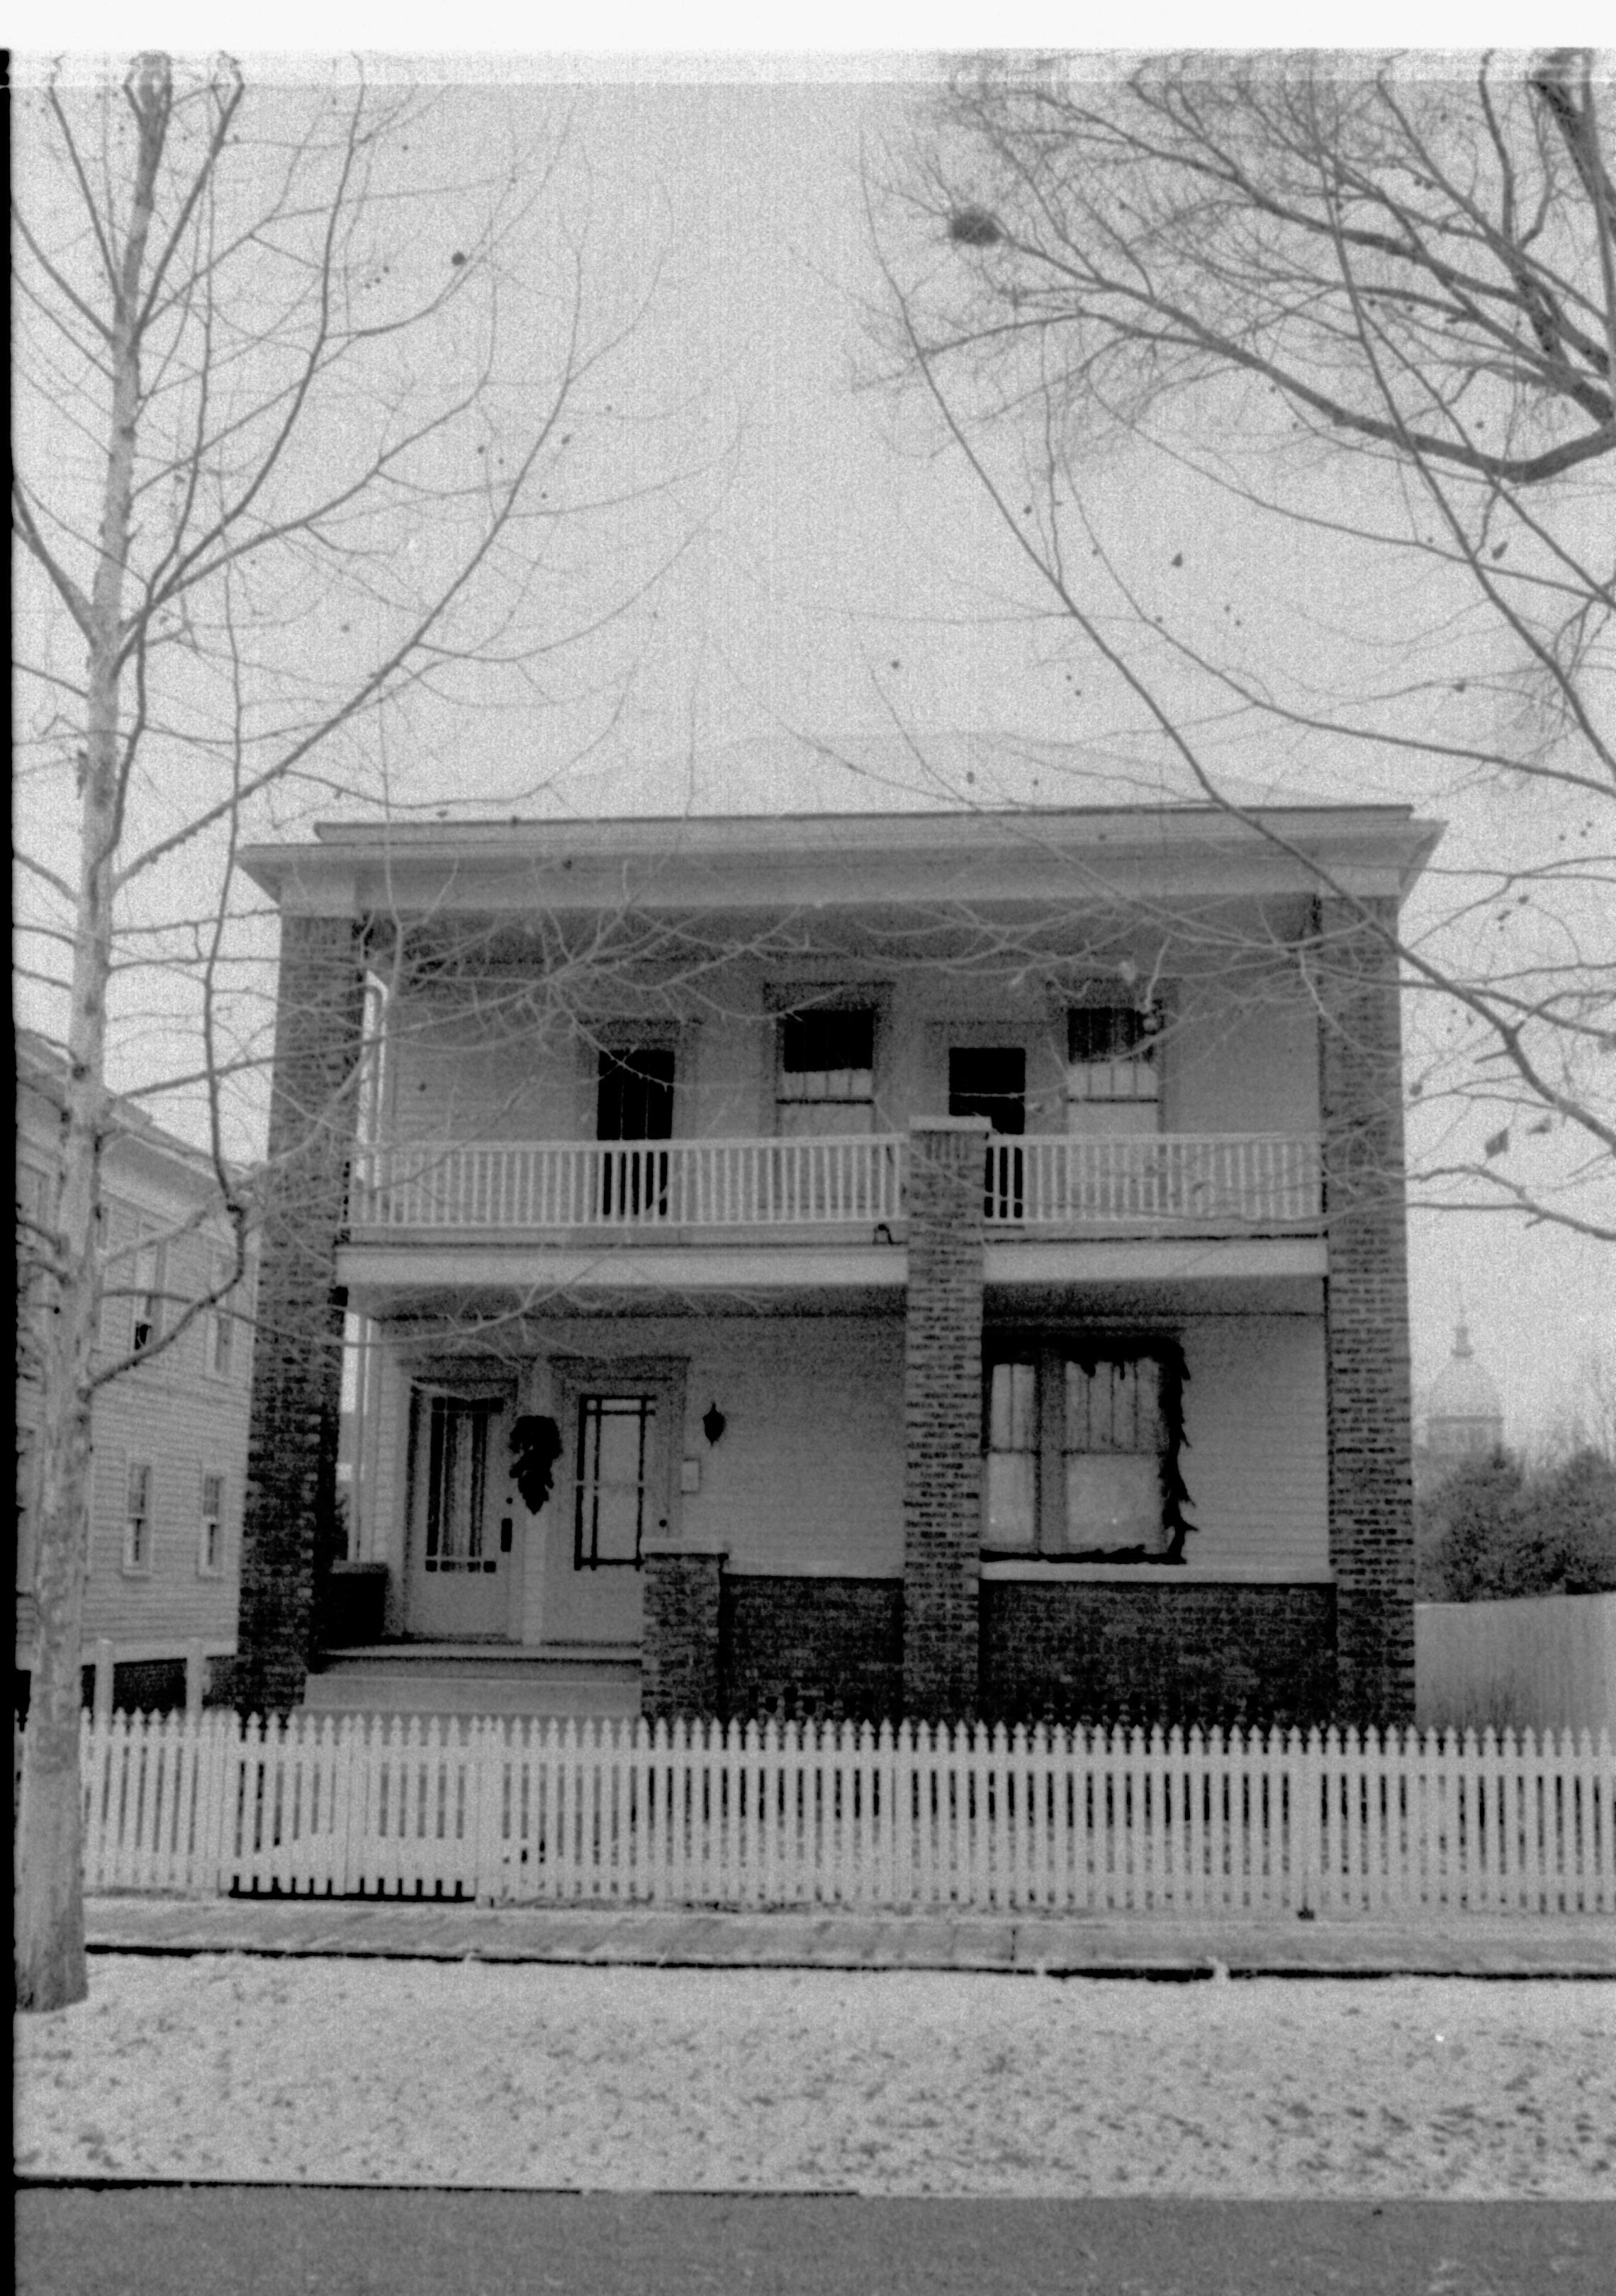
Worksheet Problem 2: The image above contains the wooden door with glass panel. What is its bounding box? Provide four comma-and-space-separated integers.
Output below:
538, 1366, 680, 1649
408, 1387, 514, 1638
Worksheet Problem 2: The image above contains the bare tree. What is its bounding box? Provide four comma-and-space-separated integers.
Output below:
11, 52, 700, 2010
871, 47, 1615, 1240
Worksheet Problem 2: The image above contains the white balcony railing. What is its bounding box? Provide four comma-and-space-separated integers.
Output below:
347, 1133, 1321, 1237
981, 1134, 1323, 1229
348, 1135, 904, 1233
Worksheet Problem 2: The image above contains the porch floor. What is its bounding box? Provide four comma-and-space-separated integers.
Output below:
305, 1645, 641, 1719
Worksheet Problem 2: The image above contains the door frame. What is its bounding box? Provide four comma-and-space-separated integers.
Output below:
540, 1354, 688, 1645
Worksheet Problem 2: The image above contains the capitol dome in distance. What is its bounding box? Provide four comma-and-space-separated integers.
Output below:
1425, 1320, 1505, 1461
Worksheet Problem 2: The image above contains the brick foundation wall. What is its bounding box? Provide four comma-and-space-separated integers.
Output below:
721, 1576, 904, 1723
902, 1118, 988, 1721
1314, 897, 1417, 1726
980, 1581, 1339, 1729
236, 913, 364, 1717
641, 1551, 724, 1721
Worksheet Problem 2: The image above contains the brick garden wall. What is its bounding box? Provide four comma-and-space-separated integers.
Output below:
980, 1582, 1340, 1730
236, 913, 364, 1716
1313, 896, 1417, 1727
720, 1576, 904, 1723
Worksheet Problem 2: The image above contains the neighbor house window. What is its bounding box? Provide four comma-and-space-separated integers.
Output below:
1066, 1001, 1162, 1135
776, 1008, 876, 1136
198, 1471, 225, 1576
124, 1462, 153, 1573
208, 1254, 239, 1379
423, 1395, 498, 1574
131, 1229, 165, 1354
98, 1203, 134, 1353
574, 1393, 655, 1568
984, 1344, 1182, 1559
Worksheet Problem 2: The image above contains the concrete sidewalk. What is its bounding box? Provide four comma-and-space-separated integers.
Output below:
84, 1895, 1616, 1977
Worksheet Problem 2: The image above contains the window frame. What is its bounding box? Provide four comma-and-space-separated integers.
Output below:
207, 1253, 237, 1380
130, 1226, 166, 1356
982, 1336, 1192, 1563
1065, 996, 1165, 1123
198, 1468, 225, 1577
123, 1459, 155, 1575
774, 1000, 878, 1137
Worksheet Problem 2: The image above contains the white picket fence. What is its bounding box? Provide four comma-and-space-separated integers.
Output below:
65, 1712, 1616, 1918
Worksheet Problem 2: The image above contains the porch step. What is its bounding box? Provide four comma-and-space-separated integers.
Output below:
305, 1646, 641, 1719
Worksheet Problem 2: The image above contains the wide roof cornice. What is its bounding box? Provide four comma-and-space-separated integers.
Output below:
238, 802, 1442, 916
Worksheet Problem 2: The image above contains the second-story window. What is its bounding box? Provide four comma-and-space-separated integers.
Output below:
776, 1008, 875, 1137
1066, 1001, 1162, 1136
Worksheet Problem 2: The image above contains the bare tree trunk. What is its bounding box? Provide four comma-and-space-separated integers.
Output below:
15, 56, 168, 2013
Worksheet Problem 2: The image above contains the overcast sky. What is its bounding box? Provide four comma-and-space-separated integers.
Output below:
17, 31, 1614, 1447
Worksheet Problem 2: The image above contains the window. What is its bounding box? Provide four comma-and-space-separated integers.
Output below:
777, 1007, 876, 1137
124, 1462, 153, 1572
574, 1393, 656, 1568
199, 1471, 225, 1575
131, 1230, 165, 1354
984, 1343, 1185, 1560
97, 1203, 134, 1352
423, 1395, 498, 1573
1067, 1001, 1162, 1137
208, 1255, 240, 1379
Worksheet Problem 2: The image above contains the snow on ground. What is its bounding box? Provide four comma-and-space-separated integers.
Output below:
14, 1956, 1616, 2197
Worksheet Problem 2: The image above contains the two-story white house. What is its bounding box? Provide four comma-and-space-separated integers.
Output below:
234, 797, 1436, 1728
15, 1035, 255, 1717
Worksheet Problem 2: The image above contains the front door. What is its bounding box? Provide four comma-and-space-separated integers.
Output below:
407, 1388, 515, 1638
597, 1045, 675, 1218
538, 1363, 682, 1650
950, 1045, 1026, 1219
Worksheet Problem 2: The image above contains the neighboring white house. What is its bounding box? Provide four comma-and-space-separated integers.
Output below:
15, 1035, 255, 1716
233, 789, 1438, 1729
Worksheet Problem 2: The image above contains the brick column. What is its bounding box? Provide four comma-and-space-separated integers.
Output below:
902, 1116, 989, 1722
236, 913, 364, 1716
641, 1546, 726, 1721
1313, 896, 1416, 1728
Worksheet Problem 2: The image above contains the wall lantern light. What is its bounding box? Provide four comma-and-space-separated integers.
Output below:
702, 1402, 727, 1446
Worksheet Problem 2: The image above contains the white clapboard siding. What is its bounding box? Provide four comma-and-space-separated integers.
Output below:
56, 1713, 1616, 1917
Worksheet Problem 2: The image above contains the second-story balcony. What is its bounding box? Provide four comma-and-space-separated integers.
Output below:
346, 1132, 1323, 1240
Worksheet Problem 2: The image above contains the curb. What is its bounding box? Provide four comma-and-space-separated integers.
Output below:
84, 1898, 1616, 1979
